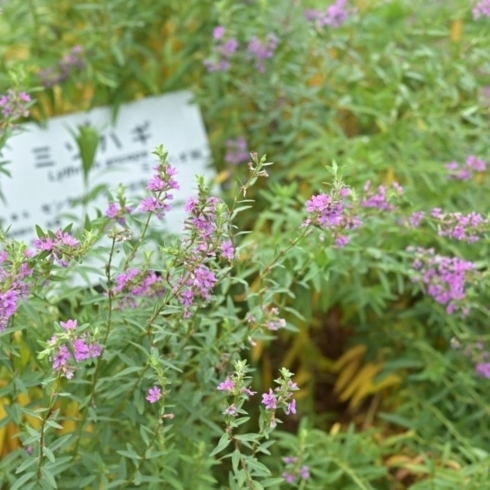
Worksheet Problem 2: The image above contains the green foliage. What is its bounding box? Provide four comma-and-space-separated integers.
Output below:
1, 0, 490, 488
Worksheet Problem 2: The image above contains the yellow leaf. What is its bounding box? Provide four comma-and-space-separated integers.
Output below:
329, 422, 341, 435
6, 422, 20, 451
252, 339, 264, 363
294, 367, 311, 388
338, 362, 381, 403
261, 353, 273, 391
0, 399, 9, 456
333, 356, 362, 395
450, 19, 462, 42
281, 328, 307, 369
18, 392, 42, 431
348, 373, 401, 410
59, 401, 80, 435
215, 170, 231, 185
331, 344, 366, 373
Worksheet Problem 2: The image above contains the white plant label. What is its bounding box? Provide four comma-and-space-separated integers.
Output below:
0, 90, 213, 242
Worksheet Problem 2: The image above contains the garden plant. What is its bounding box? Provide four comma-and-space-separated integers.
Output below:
1, 0, 490, 488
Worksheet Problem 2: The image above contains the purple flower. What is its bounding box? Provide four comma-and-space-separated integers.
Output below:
140, 163, 179, 218
225, 137, 249, 165
38, 46, 85, 88
334, 235, 349, 247
282, 472, 296, 484
217, 377, 235, 392
60, 319, 77, 330
473, 0, 490, 19
300, 465, 310, 480
411, 248, 476, 315
105, 202, 133, 224
224, 404, 237, 416
193, 265, 217, 300
72, 338, 90, 362
33, 229, 80, 267
262, 389, 278, 410
282, 457, 298, 464
408, 211, 425, 228
220, 240, 235, 261
213, 26, 226, 39
140, 196, 167, 217
220, 39, 239, 58
476, 363, 490, 378
305, 0, 352, 28
204, 29, 239, 72
147, 175, 166, 192
466, 155, 486, 172
87, 342, 102, 358
0, 89, 31, 121
1, 290, 17, 319
432, 210, 488, 243
241, 387, 257, 397
446, 155, 486, 180
247, 34, 278, 72
362, 184, 390, 210
285, 399, 296, 415
305, 192, 344, 229
146, 386, 162, 403
52, 345, 71, 370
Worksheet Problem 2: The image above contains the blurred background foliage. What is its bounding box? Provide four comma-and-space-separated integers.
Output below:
1, 0, 490, 488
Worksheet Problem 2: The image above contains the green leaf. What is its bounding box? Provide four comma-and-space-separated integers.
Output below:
210, 433, 231, 457
11, 472, 35, 490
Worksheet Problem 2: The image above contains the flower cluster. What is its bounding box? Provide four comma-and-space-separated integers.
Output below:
112, 268, 164, 307
44, 319, 102, 379
38, 46, 85, 88
282, 457, 310, 485
216, 360, 257, 417
0, 249, 32, 332
445, 155, 486, 180
473, 0, 490, 19
304, 187, 360, 246
244, 306, 287, 338
184, 194, 234, 261
409, 247, 477, 315
225, 137, 249, 165
175, 264, 217, 318
0, 89, 30, 124
304, 0, 352, 28
204, 26, 238, 72
361, 181, 403, 211
451, 339, 490, 380
33, 229, 80, 267
304, 192, 344, 228
105, 202, 133, 225
407, 211, 425, 228
430, 208, 489, 243
247, 34, 278, 72
139, 160, 179, 218
261, 369, 299, 426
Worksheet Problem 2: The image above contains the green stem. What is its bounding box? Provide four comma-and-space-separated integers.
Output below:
36, 373, 61, 481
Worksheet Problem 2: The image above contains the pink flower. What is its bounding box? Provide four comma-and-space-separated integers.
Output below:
146, 386, 162, 403
217, 377, 235, 392
60, 319, 77, 330
285, 399, 296, 415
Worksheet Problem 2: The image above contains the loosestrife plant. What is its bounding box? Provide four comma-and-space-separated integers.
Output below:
0, 145, 338, 488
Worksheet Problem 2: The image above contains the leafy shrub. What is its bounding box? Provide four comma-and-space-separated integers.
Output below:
1, 0, 490, 488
